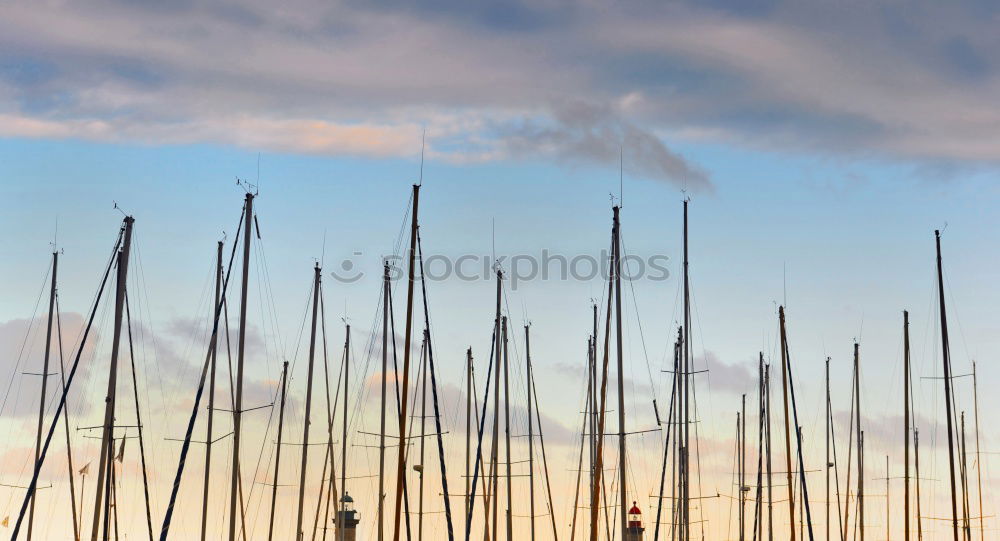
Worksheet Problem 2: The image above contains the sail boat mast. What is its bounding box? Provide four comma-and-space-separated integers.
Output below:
296, 264, 323, 540
379, 264, 390, 541
27, 250, 58, 541
856, 344, 864, 541
934, 230, 961, 541
680, 200, 691, 541
268, 361, 290, 541
228, 193, 253, 541
613, 205, 628, 540
972, 363, 984, 541
778, 307, 796, 541
904, 311, 911, 541
202, 241, 222, 541
391, 184, 420, 541
89, 216, 134, 541
589, 209, 615, 541
741, 393, 747, 541
339, 325, 351, 541
490, 269, 502, 541
525, 324, 536, 541
502, 317, 513, 541
826, 357, 831, 541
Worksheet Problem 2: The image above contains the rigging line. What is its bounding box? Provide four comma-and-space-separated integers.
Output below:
343, 279, 384, 458
124, 291, 155, 541
130, 233, 170, 464
526, 332, 561, 541
241, 260, 315, 540
0, 260, 51, 418
158, 204, 245, 540
618, 231, 659, 403
10, 220, 125, 540
130, 233, 171, 515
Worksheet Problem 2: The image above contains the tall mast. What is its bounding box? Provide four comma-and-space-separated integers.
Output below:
736, 410, 742, 540
972, 363, 984, 541
782, 309, 816, 540
589, 303, 597, 538
613, 204, 628, 541
903, 311, 911, 541
934, 229, 961, 541
778, 307, 796, 541
380, 264, 390, 541
571, 338, 592, 541
314, 287, 337, 541
268, 361, 290, 541
960, 413, 971, 541
465, 347, 473, 535
914, 429, 923, 541
202, 241, 223, 541
502, 317, 513, 541
339, 326, 351, 541
297, 264, 323, 540
526, 325, 536, 541
886, 456, 890, 541
765, 363, 773, 541
392, 184, 420, 541
590, 213, 615, 541
28, 250, 58, 541
856, 345, 864, 541
752, 354, 763, 541
826, 357, 831, 541
228, 193, 253, 541
89, 216, 134, 541
419, 335, 428, 541
741, 393, 747, 541
490, 270, 502, 541
681, 199, 692, 541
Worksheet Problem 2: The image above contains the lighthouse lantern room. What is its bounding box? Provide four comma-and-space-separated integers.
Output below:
625, 501, 644, 541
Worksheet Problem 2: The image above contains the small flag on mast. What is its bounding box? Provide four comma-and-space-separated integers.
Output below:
78, 462, 90, 476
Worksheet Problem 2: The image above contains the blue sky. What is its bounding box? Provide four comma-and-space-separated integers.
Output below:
1, 0, 999, 539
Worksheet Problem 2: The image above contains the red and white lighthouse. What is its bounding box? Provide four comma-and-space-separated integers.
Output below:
625, 501, 644, 541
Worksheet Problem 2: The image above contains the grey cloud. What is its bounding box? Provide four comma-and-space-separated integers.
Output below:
0, 312, 100, 419
1, 0, 999, 172
698, 352, 755, 395
497, 101, 710, 189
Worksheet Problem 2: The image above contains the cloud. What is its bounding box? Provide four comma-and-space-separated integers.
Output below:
2, 0, 999, 180
698, 352, 756, 395
0, 312, 100, 420
496, 101, 710, 189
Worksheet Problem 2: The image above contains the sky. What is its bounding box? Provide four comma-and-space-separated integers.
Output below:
1, 0, 1000, 539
